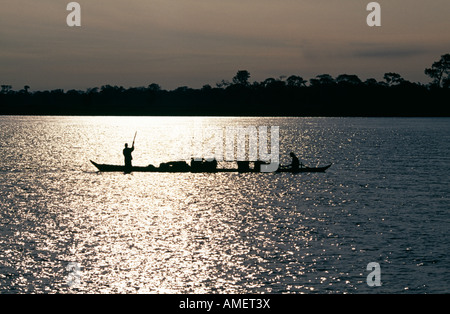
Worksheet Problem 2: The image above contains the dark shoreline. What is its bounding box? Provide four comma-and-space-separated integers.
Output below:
2, 81, 449, 117
2, 55, 449, 116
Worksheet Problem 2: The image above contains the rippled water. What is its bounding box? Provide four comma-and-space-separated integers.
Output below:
0, 116, 449, 294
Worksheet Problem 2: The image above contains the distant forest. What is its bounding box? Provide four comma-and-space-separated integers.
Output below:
1, 54, 449, 117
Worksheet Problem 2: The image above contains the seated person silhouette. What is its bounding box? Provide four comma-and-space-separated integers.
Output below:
290, 152, 300, 171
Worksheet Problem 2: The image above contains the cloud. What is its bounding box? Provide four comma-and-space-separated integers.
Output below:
354, 47, 429, 58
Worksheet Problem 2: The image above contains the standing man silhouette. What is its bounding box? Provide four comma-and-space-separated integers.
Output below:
123, 132, 137, 173
123, 143, 134, 171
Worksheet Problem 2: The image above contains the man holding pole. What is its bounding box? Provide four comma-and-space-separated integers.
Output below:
123, 132, 136, 172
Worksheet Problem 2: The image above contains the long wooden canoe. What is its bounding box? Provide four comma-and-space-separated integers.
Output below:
90, 160, 331, 173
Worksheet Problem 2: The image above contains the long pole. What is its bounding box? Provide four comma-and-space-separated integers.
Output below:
132, 131, 137, 147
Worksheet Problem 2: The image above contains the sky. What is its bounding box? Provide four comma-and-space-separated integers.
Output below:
1, 0, 449, 91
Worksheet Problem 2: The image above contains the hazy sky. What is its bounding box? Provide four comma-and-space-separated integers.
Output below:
1, 0, 449, 90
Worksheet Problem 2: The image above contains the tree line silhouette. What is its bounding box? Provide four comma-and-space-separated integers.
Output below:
1, 54, 449, 116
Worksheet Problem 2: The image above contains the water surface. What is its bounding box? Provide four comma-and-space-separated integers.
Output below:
0, 116, 449, 293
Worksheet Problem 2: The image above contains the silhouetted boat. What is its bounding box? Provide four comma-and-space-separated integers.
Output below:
89, 160, 331, 173
277, 164, 332, 173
